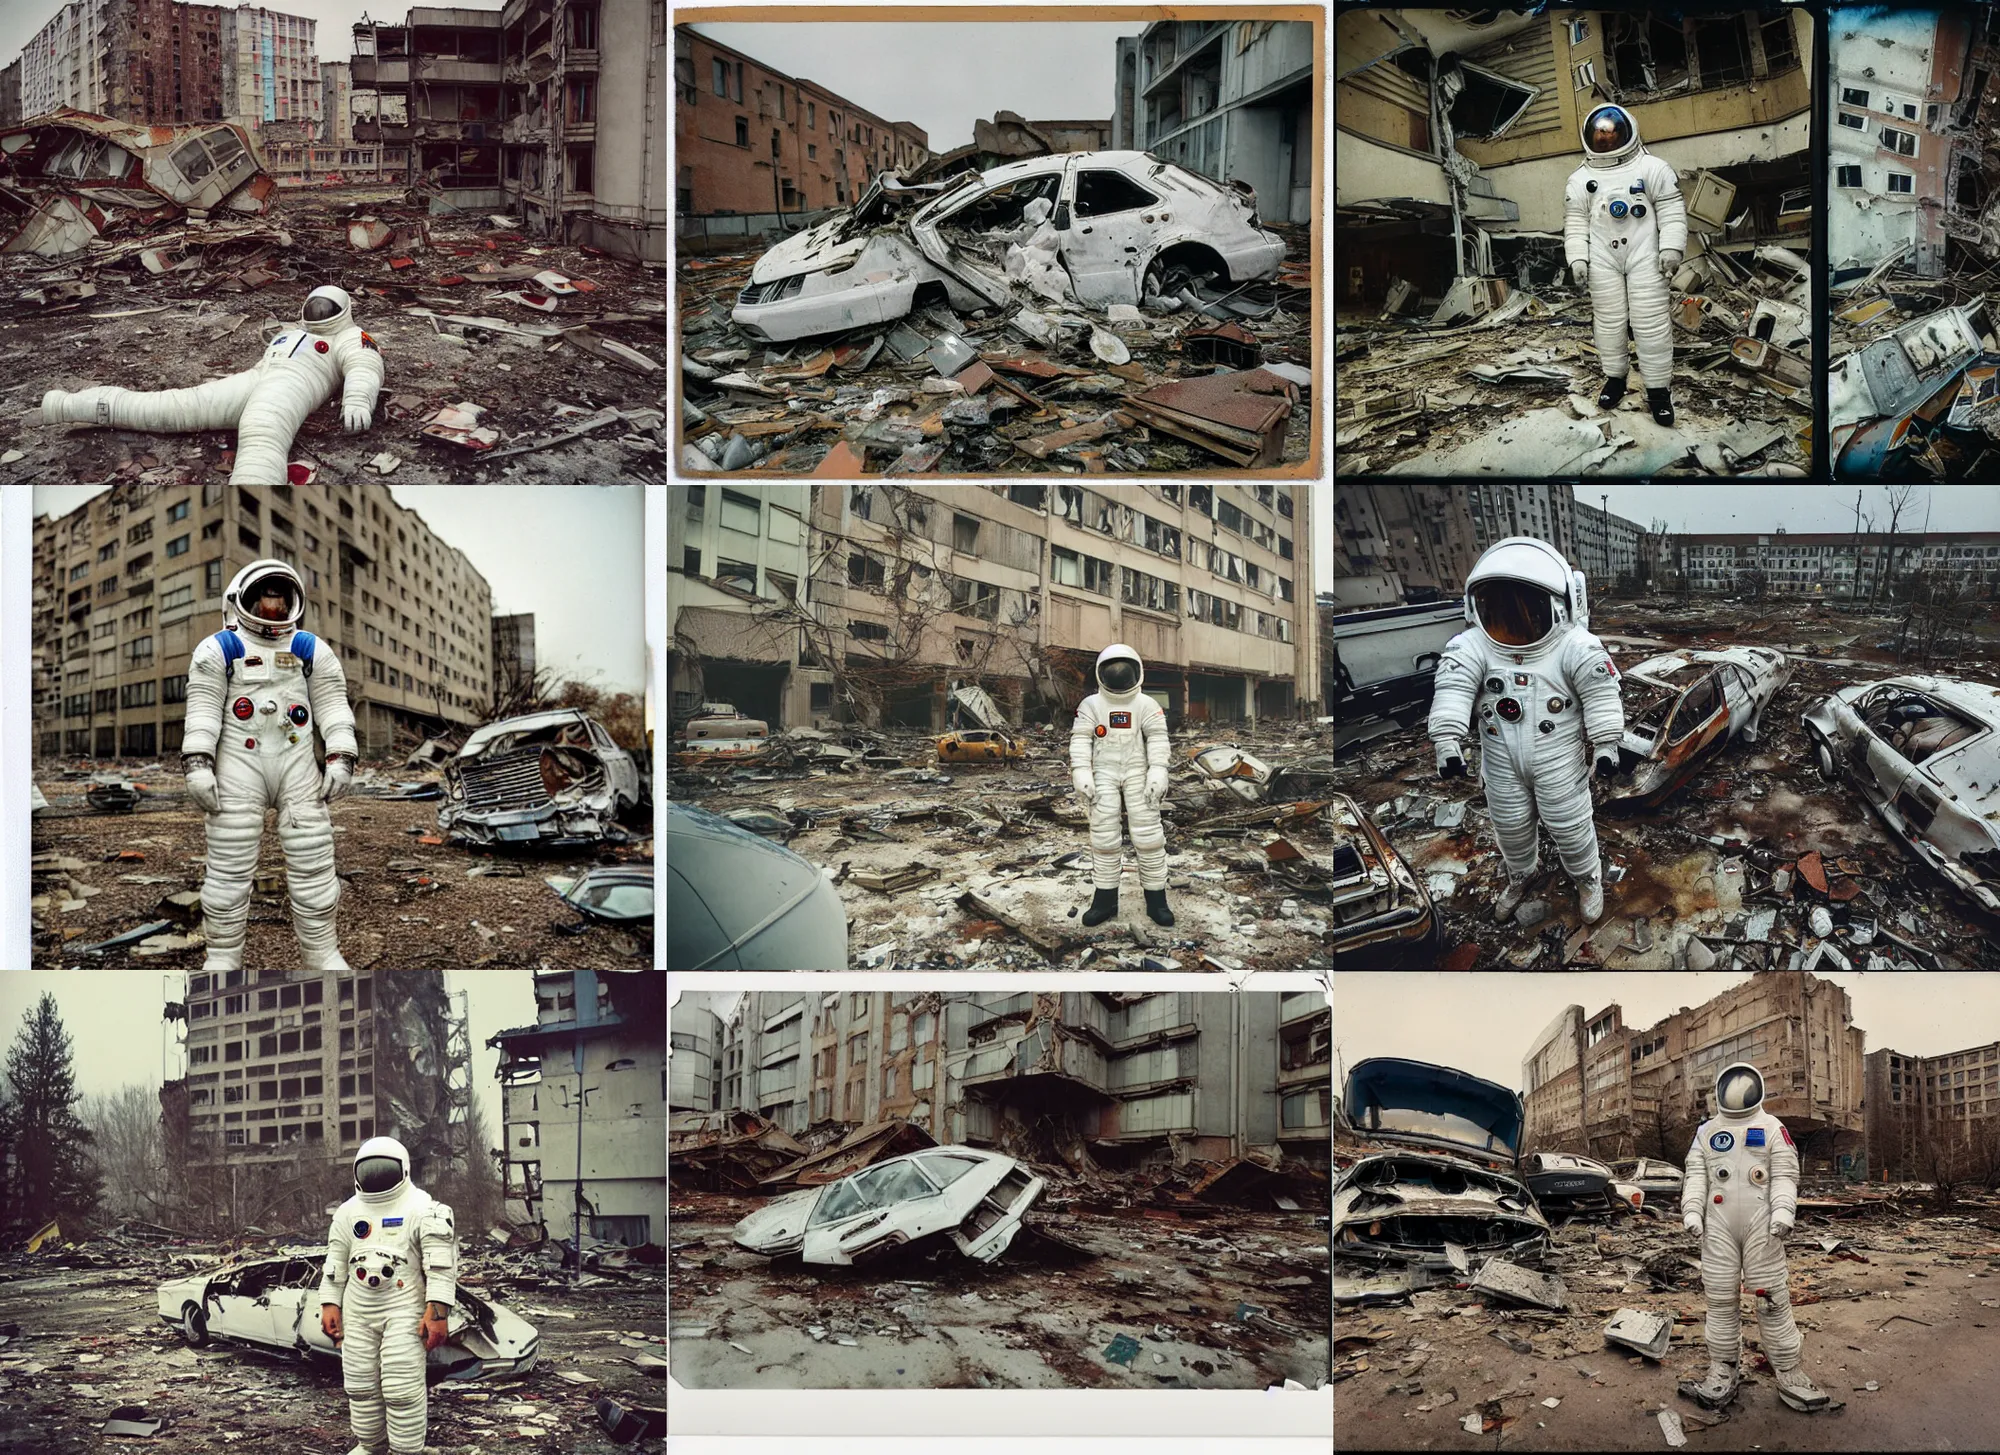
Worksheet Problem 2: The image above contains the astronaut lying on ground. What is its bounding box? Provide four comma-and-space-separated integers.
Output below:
39, 285, 384, 485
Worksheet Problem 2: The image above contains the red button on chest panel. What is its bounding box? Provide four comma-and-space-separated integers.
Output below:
1109, 711, 1132, 728
315, 340, 329, 354
1094, 724, 1106, 737
232, 696, 254, 720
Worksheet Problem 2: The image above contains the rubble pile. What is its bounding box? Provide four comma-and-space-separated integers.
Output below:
1335, 1188, 2000, 1437
675, 718, 1342, 969
0, 182, 666, 484
1333, 596, 2000, 968
1336, 253, 1812, 477
675, 220, 1312, 475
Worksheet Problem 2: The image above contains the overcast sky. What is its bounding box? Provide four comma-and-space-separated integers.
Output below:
0, 971, 536, 1162
1336, 972, 2000, 1096
688, 20, 1147, 152
33, 486, 645, 697
1580, 485, 2000, 537
0, 1, 505, 72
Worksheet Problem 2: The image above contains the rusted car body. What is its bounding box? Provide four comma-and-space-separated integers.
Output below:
439, 708, 642, 845
936, 728, 1024, 762
0, 108, 275, 255
1802, 674, 2000, 912
1335, 1057, 1550, 1304
1330, 793, 1438, 966
1607, 646, 1793, 805
1522, 1152, 1644, 1218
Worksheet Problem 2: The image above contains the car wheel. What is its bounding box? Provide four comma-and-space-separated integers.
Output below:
1810, 731, 1838, 783
180, 1302, 210, 1347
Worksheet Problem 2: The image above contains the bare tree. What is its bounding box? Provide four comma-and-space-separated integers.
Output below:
78, 1084, 169, 1223
1869, 485, 1920, 607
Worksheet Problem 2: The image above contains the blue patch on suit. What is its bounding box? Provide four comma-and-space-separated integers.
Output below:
383, 1216, 404, 1227
1109, 711, 1131, 728
291, 631, 318, 680
354, 1220, 371, 1238
1746, 1127, 1766, 1147
1709, 1130, 1735, 1151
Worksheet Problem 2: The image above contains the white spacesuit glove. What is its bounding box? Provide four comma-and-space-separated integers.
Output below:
184, 754, 220, 815
1570, 260, 1588, 287
342, 404, 373, 433
1658, 248, 1683, 279
1072, 768, 1095, 799
1144, 767, 1168, 808
321, 755, 354, 803
1684, 1212, 1703, 1243
1769, 1210, 1794, 1238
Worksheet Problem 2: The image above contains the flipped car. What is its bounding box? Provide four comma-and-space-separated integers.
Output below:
1610, 1157, 1685, 1202
732, 152, 1287, 342
1335, 1057, 1550, 1304
438, 708, 643, 845
156, 1246, 537, 1381
1607, 646, 1793, 806
1522, 1151, 1644, 1219
1801, 674, 2000, 912
732, 1145, 1043, 1266
1330, 794, 1438, 967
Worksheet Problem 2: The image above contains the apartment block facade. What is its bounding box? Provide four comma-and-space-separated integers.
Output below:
793, 483, 1317, 732
1674, 530, 2000, 596
162, 968, 468, 1227
21, 0, 117, 118
1114, 19, 1314, 224
716, 990, 1326, 1171
1524, 971, 1867, 1173
491, 971, 668, 1248
350, 7, 502, 203
501, 0, 668, 263
1864, 1039, 2000, 1180
20, 0, 227, 123
673, 26, 930, 219
0, 57, 21, 125
669, 999, 722, 1113
32, 485, 495, 762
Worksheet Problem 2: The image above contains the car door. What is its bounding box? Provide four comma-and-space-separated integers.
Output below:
1840, 689, 1918, 809
798, 1158, 945, 1263
1713, 664, 1749, 737
1059, 163, 1165, 305
1661, 672, 1727, 761
589, 720, 637, 804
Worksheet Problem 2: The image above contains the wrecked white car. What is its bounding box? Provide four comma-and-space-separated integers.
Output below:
732, 152, 1287, 342
731, 1146, 1044, 1266
1607, 646, 1793, 806
1802, 674, 2000, 912
1335, 1057, 1549, 1304
439, 708, 643, 845
157, 1247, 538, 1381
1610, 1157, 1685, 1202
1522, 1152, 1643, 1219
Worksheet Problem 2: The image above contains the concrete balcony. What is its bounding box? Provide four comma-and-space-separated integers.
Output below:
422, 58, 500, 84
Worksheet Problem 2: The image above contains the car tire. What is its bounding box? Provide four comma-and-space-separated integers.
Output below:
180, 1302, 210, 1347
1809, 730, 1838, 783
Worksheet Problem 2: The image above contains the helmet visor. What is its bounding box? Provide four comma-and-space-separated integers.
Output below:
244, 575, 299, 621
304, 295, 343, 322
1584, 106, 1634, 154
1098, 658, 1140, 694
1717, 1067, 1763, 1112
355, 1155, 405, 1193
1472, 579, 1555, 647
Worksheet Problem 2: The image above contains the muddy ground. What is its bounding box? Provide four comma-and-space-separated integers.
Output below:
1335, 1197, 2000, 1451
1333, 597, 2000, 969
669, 1191, 1328, 1389
32, 767, 653, 970
0, 1257, 663, 1453
0, 185, 666, 485
676, 722, 1341, 970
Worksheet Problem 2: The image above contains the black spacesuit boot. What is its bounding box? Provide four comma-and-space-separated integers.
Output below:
1081, 887, 1119, 926
1597, 375, 1628, 409
1648, 387, 1675, 426
1143, 888, 1175, 926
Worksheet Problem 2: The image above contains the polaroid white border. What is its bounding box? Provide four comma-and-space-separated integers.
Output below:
3, 484, 33, 969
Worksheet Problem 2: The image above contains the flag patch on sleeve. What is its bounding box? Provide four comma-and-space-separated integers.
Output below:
1780, 1126, 1793, 1146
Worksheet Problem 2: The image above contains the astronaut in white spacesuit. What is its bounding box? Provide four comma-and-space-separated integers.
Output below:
1564, 104, 1688, 426
1678, 1063, 1829, 1413
181, 559, 357, 972
1427, 537, 1626, 924
319, 1137, 459, 1455
41, 285, 384, 485
1070, 643, 1174, 927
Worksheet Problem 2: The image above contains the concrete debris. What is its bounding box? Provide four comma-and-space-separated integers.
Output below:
1602, 1308, 1672, 1360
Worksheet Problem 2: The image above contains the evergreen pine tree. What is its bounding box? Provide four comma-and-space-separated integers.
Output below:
3, 994, 104, 1237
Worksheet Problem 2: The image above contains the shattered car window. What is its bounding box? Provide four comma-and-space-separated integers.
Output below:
1668, 674, 1721, 743
852, 1158, 939, 1205
809, 1180, 867, 1226
1354, 1106, 1513, 1156
1075, 170, 1159, 218
568, 879, 650, 920
945, 175, 1060, 230
914, 1153, 984, 1187
172, 136, 216, 183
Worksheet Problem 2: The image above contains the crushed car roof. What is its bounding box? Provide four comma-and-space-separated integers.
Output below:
1342, 1056, 1526, 1161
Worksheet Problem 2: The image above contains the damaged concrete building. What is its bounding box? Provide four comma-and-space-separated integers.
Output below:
1522, 971, 1867, 1175
668, 998, 722, 1113
909, 111, 1112, 183
1864, 1038, 2000, 1181
1334, 483, 1620, 601
348, 7, 503, 211
31, 485, 495, 761
1674, 528, 2000, 596
1340, 7, 1813, 301
161, 968, 472, 1227
490, 970, 667, 1249
712, 989, 1329, 1175
801, 483, 1317, 731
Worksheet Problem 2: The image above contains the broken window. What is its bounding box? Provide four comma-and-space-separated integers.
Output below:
1837, 111, 1864, 131
1082, 554, 1115, 596
1882, 125, 1916, 155
1841, 85, 1870, 109
1074, 169, 1158, 218
1605, 13, 1689, 92
1445, 63, 1538, 140
847, 550, 885, 588
734, 116, 748, 147
953, 513, 980, 554
1689, 15, 1753, 86
1836, 164, 1863, 190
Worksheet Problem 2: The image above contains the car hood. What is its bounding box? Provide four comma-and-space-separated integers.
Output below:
732, 1186, 824, 1251
748, 215, 869, 283
1343, 1056, 1525, 1162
